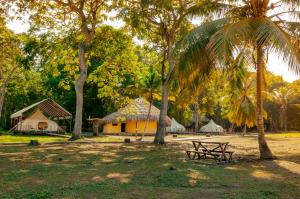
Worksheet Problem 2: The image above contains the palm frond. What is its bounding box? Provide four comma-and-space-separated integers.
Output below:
227, 52, 248, 90
255, 18, 300, 75
278, 21, 300, 38
176, 18, 228, 81
207, 19, 253, 64
280, 0, 300, 8
185, 0, 235, 19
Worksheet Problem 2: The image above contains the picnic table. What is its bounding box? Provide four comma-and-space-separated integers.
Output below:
186, 141, 234, 162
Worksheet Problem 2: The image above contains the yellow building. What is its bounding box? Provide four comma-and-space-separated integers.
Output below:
101, 98, 171, 135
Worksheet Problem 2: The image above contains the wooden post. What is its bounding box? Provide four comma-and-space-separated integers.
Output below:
69, 116, 72, 133
18, 116, 23, 131
92, 121, 99, 136
135, 121, 138, 138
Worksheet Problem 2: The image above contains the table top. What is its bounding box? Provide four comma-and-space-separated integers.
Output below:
191, 141, 229, 145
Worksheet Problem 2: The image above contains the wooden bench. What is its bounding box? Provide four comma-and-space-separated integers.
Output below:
186, 141, 234, 162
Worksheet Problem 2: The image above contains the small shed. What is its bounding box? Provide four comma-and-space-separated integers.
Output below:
87, 118, 103, 136
10, 99, 72, 133
200, 120, 224, 133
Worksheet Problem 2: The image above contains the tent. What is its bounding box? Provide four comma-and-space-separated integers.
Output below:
15, 109, 62, 132
10, 99, 72, 133
166, 118, 186, 133
199, 120, 224, 133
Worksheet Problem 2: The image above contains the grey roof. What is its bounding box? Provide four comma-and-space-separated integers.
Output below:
166, 118, 186, 132
10, 99, 72, 119
200, 120, 224, 133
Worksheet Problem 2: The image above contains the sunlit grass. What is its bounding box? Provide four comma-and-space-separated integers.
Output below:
0, 135, 123, 143
88, 136, 123, 142
266, 132, 300, 138
0, 135, 67, 143
0, 141, 299, 199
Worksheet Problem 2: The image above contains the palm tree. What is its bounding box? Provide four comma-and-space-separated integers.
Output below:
269, 86, 295, 131
140, 66, 160, 140
226, 56, 257, 134
178, 0, 300, 159
136, 66, 161, 140
228, 74, 257, 134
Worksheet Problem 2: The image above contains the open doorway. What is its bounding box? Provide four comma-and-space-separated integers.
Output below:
38, 122, 48, 130
121, 123, 126, 132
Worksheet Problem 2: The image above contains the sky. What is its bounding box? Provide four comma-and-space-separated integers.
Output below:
6, 11, 300, 83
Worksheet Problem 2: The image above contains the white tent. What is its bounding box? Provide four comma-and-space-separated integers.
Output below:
200, 120, 223, 133
10, 99, 71, 133
16, 109, 61, 132
166, 118, 186, 133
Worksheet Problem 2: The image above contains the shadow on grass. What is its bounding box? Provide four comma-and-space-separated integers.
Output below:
0, 143, 299, 199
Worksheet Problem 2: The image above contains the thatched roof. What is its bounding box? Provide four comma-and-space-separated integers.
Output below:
10, 99, 72, 120
102, 98, 171, 125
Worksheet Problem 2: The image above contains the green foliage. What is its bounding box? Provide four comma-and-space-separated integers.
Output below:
87, 26, 143, 109
1, 0, 300, 133
0, 23, 162, 130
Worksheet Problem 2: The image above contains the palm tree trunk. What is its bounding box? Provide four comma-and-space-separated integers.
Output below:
256, 45, 274, 159
141, 92, 153, 141
71, 42, 88, 140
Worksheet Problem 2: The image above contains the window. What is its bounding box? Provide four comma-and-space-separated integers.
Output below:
38, 122, 48, 130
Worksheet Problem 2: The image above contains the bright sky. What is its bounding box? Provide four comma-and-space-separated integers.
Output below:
6, 10, 300, 83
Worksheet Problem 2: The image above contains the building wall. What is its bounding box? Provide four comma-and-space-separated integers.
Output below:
103, 120, 157, 134
126, 121, 157, 134
103, 123, 121, 134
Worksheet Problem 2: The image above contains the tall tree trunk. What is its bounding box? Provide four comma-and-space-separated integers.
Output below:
70, 42, 88, 140
279, 106, 284, 130
154, 49, 167, 144
194, 98, 199, 132
154, 35, 175, 144
256, 45, 274, 159
283, 105, 287, 132
154, 81, 168, 144
269, 117, 274, 132
229, 123, 235, 133
0, 79, 11, 119
0, 88, 5, 118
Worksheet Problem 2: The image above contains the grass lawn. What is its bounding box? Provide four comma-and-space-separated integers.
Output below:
0, 135, 299, 199
0, 135, 68, 143
266, 132, 300, 138
0, 135, 123, 143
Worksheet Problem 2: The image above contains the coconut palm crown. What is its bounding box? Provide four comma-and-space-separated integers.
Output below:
177, 0, 300, 159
